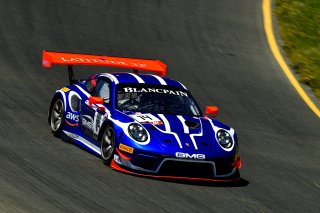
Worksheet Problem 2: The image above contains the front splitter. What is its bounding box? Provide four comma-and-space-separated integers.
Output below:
110, 160, 240, 183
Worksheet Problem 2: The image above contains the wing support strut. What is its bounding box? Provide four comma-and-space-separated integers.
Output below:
68, 65, 75, 85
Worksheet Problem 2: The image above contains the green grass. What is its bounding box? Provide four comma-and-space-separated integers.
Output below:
275, 0, 320, 100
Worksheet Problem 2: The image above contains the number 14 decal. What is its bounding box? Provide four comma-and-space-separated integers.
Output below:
130, 114, 163, 125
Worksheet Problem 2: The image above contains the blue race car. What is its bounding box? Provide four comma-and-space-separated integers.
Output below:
43, 51, 241, 182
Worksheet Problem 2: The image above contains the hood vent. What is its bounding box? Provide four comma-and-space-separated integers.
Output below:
184, 120, 200, 129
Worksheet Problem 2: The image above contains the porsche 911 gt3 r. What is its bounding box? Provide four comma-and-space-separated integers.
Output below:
43, 51, 242, 182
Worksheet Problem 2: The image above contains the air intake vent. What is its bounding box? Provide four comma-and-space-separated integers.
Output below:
184, 120, 200, 129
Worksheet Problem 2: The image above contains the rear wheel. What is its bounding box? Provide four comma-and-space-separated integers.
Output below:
100, 126, 115, 165
50, 98, 64, 134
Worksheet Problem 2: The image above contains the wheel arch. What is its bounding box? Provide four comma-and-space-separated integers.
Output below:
97, 120, 115, 143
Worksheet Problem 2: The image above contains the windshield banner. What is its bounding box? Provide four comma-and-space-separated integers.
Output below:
122, 87, 188, 97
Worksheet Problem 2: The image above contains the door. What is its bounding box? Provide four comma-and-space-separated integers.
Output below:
81, 77, 111, 140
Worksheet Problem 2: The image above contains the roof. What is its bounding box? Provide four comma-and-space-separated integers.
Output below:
99, 73, 187, 90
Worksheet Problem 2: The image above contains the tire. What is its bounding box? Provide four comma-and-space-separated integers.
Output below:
50, 98, 64, 135
100, 125, 115, 165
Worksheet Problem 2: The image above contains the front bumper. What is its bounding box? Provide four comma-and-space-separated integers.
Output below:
111, 149, 241, 182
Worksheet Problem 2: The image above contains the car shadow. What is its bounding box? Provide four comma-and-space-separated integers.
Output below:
113, 169, 249, 187
156, 177, 250, 187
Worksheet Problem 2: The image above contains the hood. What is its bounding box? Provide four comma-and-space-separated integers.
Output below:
119, 111, 236, 158
123, 112, 217, 151
126, 112, 201, 134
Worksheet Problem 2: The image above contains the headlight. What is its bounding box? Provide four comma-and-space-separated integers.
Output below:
216, 129, 233, 149
128, 123, 148, 142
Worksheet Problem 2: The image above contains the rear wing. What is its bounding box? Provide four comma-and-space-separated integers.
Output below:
42, 50, 167, 84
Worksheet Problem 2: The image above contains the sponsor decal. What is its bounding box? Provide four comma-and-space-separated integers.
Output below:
60, 87, 70, 92
130, 114, 163, 125
149, 120, 163, 125
60, 57, 147, 69
175, 152, 206, 160
65, 119, 79, 127
82, 115, 94, 130
66, 112, 79, 122
82, 113, 104, 135
65, 112, 79, 127
119, 143, 134, 154
123, 87, 188, 97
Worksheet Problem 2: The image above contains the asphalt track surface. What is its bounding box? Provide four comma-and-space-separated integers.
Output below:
0, 0, 319, 212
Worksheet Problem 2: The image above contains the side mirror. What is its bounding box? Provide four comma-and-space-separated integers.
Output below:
89, 96, 103, 106
205, 106, 218, 117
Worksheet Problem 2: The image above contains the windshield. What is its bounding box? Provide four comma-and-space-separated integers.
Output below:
116, 84, 202, 116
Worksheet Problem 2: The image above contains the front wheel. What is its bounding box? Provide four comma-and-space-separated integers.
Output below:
100, 126, 115, 165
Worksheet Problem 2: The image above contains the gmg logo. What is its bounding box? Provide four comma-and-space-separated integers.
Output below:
175, 152, 206, 160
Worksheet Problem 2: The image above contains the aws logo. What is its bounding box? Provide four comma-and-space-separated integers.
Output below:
66, 112, 79, 122
65, 112, 79, 127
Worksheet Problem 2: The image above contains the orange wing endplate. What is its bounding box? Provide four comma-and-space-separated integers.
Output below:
42, 50, 167, 76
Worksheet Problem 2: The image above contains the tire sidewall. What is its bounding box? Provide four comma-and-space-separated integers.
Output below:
50, 98, 65, 135
100, 125, 115, 165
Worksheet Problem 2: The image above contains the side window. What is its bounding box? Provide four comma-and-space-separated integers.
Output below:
95, 79, 111, 104
85, 79, 97, 93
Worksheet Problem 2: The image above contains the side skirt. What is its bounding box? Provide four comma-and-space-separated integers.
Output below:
63, 130, 101, 155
